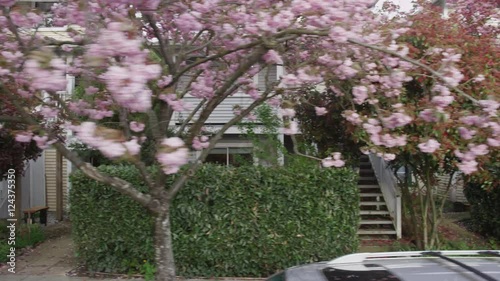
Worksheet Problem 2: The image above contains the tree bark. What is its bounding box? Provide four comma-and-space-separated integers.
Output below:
154, 211, 176, 281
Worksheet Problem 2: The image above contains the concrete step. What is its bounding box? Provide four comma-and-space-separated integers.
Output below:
359, 193, 383, 197
360, 219, 393, 225
358, 229, 397, 235
358, 184, 380, 189
360, 201, 387, 206
359, 176, 377, 181
360, 210, 390, 215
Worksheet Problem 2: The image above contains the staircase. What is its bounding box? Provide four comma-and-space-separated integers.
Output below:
357, 155, 398, 238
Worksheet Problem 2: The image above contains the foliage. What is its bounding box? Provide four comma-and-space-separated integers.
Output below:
238, 104, 286, 166
464, 180, 500, 238
1, 0, 498, 279
0, 223, 46, 262
0, 242, 9, 263
16, 224, 46, 249
70, 164, 359, 276
0, 124, 41, 180
294, 88, 364, 166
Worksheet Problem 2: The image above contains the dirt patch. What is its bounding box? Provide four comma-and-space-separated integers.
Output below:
361, 212, 498, 251
43, 220, 72, 240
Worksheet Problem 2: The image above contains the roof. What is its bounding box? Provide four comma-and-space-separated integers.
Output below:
283, 251, 500, 281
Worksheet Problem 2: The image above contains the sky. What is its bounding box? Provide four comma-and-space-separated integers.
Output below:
375, 0, 416, 13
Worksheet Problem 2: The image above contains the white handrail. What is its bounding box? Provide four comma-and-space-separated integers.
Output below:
368, 154, 402, 239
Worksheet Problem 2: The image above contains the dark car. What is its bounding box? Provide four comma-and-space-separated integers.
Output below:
266, 250, 500, 281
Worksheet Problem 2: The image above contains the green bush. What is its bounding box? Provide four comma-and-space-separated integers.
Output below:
464, 183, 500, 238
16, 224, 45, 249
0, 242, 9, 263
70, 164, 359, 277
0, 223, 45, 263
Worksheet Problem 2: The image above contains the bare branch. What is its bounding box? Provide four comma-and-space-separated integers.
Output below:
174, 99, 206, 137
169, 39, 262, 88
145, 14, 176, 72
167, 90, 279, 201
291, 135, 322, 161
187, 47, 268, 142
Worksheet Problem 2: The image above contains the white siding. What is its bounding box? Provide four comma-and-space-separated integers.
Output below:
173, 65, 278, 125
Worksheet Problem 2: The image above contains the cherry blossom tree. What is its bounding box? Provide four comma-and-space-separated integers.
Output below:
295, 0, 498, 249
0, 0, 498, 279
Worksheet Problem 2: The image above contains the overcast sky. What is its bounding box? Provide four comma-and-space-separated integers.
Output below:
375, 0, 416, 12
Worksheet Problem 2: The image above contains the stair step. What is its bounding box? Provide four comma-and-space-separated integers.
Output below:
358, 184, 380, 189
359, 176, 377, 180
360, 220, 393, 225
358, 229, 397, 235
359, 193, 383, 197
360, 202, 386, 206
360, 210, 390, 215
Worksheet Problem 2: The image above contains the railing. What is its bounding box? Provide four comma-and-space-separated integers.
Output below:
368, 154, 402, 239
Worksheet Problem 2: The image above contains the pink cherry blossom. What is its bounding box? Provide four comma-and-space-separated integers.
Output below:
431, 95, 454, 108
130, 121, 145, 133
419, 109, 439, 123
458, 127, 476, 140
33, 135, 50, 149
473, 74, 485, 82
487, 138, 499, 147
123, 138, 141, 156
15, 132, 33, 143
263, 50, 283, 64
159, 94, 190, 112
0, 0, 15, 7
457, 160, 478, 175
156, 137, 189, 175
352, 86, 368, 105
322, 152, 345, 168
382, 112, 412, 129
192, 136, 210, 150
315, 107, 327, 116
468, 143, 488, 156
418, 139, 441, 153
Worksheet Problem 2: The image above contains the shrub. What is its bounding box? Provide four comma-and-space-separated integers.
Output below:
16, 224, 45, 249
70, 164, 359, 277
0, 242, 9, 263
464, 183, 500, 238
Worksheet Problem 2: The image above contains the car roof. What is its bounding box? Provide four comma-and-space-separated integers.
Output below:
284, 251, 500, 281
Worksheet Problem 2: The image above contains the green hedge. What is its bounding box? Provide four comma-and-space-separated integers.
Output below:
70, 164, 359, 277
464, 183, 500, 238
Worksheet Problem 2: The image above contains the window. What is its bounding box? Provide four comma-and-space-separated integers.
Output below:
205, 147, 253, 167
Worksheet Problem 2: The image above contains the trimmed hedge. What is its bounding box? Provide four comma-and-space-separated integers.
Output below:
464, 183, 500, 238
70, 164, 359, 277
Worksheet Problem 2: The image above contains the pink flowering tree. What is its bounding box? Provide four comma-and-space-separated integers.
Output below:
295, 1, 498, 249
1, 0, 497, 278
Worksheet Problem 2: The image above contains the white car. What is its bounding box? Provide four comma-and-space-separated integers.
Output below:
266, 251, 500, 281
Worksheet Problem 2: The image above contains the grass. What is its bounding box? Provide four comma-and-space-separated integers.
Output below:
0, 222, 46, 263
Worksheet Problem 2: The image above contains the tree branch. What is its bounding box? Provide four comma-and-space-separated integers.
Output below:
347, 38, 479, 104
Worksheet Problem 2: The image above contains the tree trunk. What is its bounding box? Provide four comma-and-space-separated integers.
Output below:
154, 211, 176, 281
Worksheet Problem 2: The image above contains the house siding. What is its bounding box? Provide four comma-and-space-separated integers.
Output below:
44, 148, 68, 212
174, 65, 278, 125
434, 173, 467, 204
